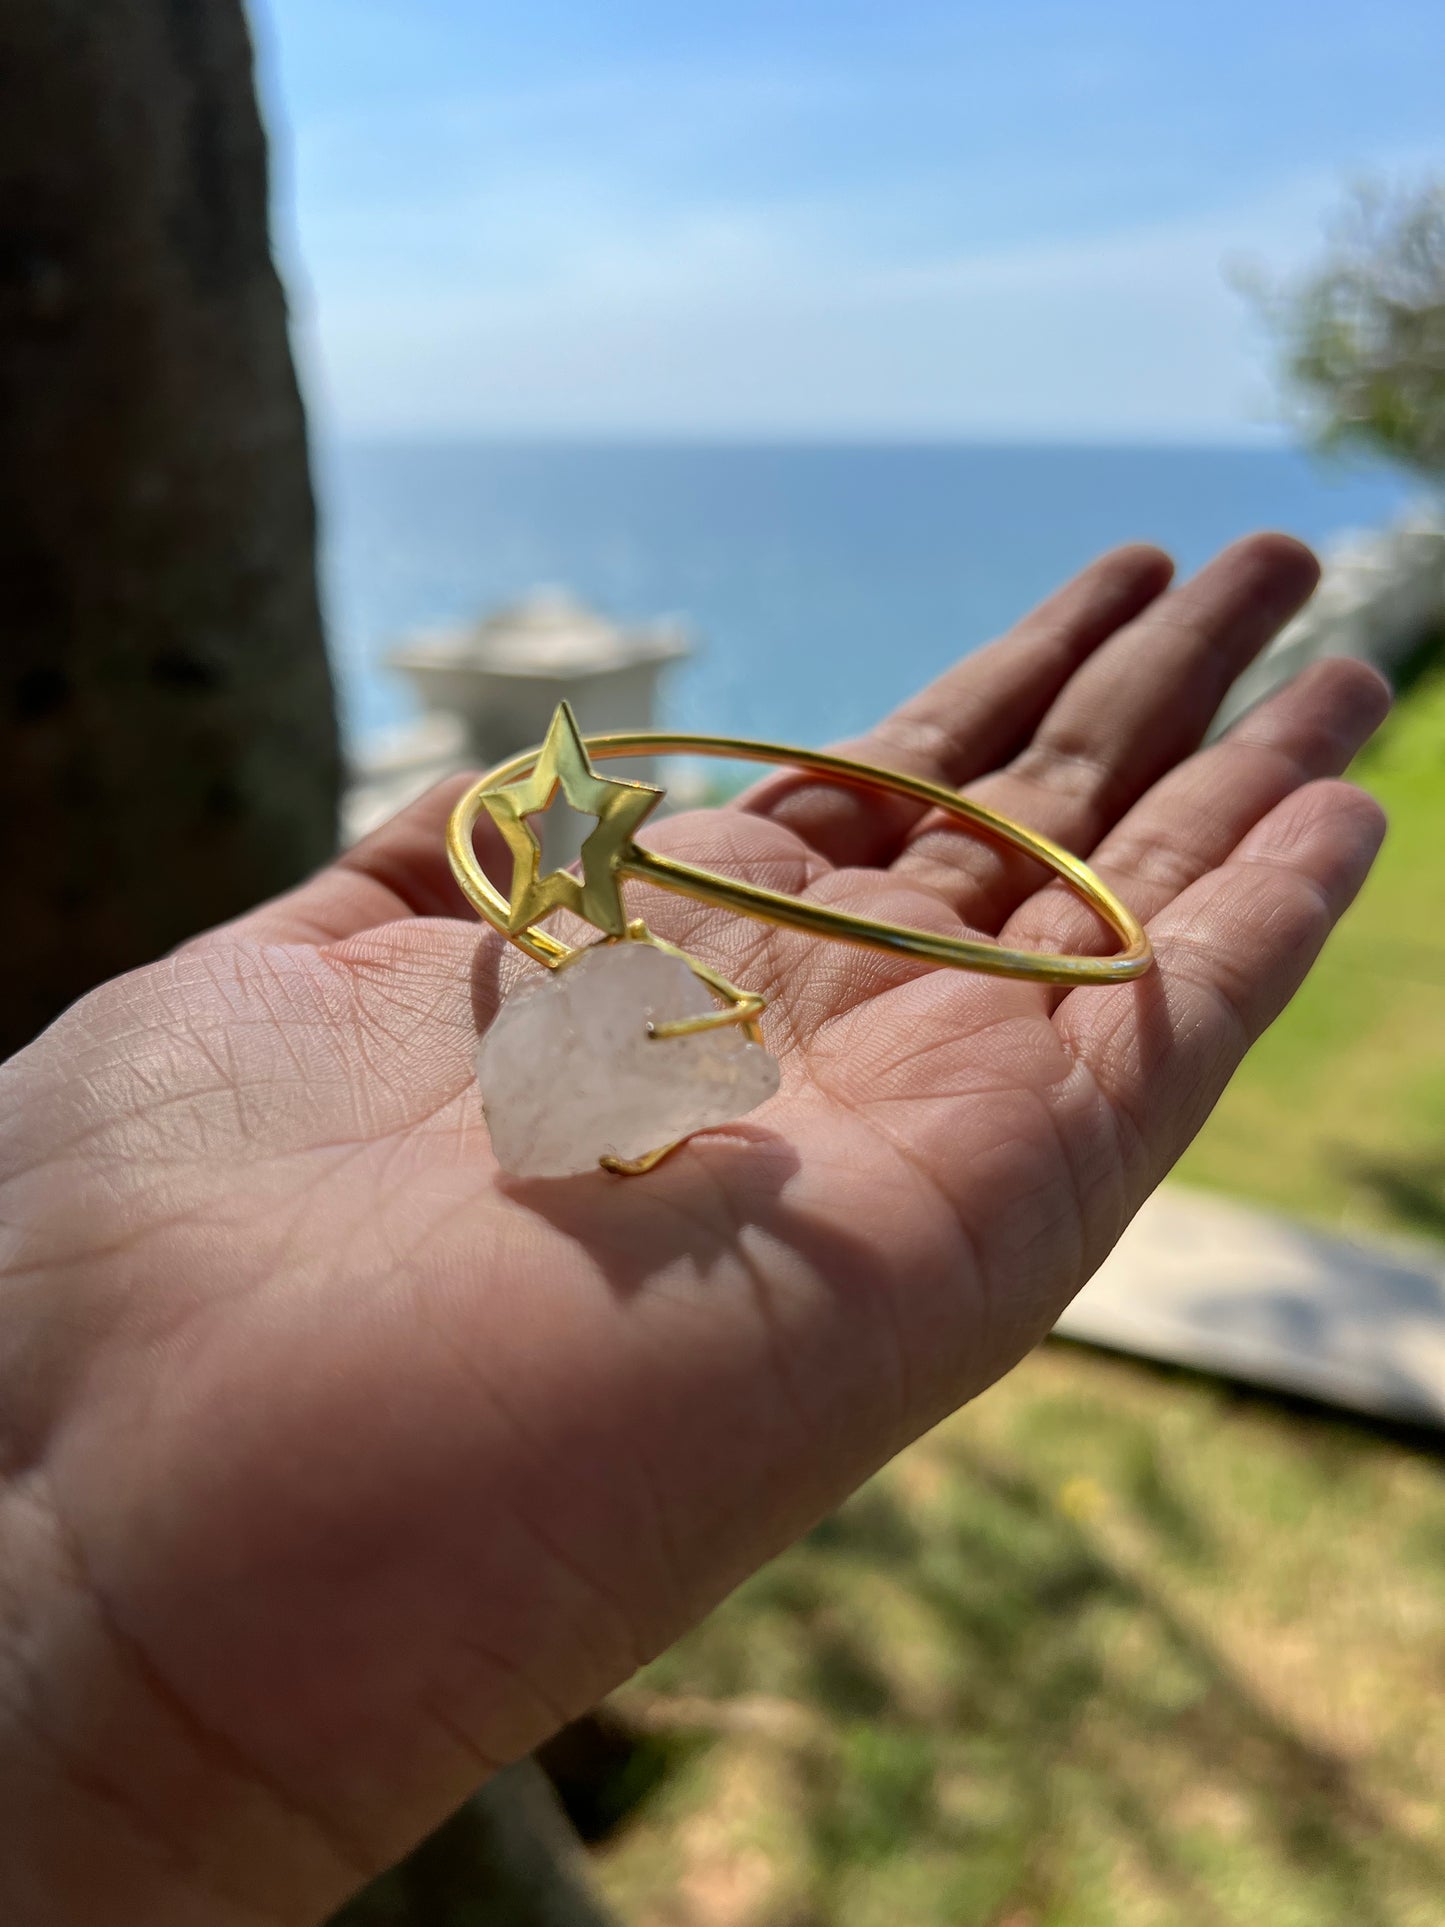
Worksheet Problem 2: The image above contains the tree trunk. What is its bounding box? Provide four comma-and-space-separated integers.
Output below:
326, 1764, 623, 1927
0, 0, 340, 1059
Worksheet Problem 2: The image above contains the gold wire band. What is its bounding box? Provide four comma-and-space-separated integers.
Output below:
447, 730, 1151, 986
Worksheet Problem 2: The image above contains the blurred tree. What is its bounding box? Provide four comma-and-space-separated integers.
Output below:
0, 0, 340, 1059
1248, 179, 1445, 483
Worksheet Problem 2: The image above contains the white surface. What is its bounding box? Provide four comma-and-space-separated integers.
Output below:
1212, 506, 1445, 735
1057, 1187, 1445, 1425
397, 589, 689, 677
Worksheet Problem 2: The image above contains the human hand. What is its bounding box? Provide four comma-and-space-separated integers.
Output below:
0, 536, 1388, 1924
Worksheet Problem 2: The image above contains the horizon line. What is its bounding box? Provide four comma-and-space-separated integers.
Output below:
313, 426, 1312, 455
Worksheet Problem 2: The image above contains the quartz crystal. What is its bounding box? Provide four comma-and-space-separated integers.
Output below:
476, 941, 781, 1178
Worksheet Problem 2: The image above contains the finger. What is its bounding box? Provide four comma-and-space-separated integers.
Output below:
738, 543, 1174, 865
189, 771, 493, 948
892, 532, 1321, 929
1058, 777, 1387, 1194
999, 655, 1391, 980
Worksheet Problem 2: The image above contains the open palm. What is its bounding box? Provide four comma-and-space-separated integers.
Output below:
0, 537, 1388, 1926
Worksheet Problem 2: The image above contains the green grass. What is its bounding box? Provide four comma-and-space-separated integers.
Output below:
1175, 663, 1445, 1243
594, 1344, 1445, 1927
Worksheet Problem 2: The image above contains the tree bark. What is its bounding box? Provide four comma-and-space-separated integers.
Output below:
326, 1764, 623, 1927
0, 0, 340, 1059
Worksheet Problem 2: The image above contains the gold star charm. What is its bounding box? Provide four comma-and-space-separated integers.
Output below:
479, 702, 662, 938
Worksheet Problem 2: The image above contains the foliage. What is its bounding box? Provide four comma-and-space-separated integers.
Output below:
1248, 180, 1445, 481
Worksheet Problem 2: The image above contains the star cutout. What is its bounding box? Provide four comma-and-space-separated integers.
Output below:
479, 702, 662, 938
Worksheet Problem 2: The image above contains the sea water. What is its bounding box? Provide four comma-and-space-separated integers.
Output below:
317, 441, 1413, 750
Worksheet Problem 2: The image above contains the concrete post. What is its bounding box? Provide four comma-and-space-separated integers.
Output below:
389, 590, 691, 866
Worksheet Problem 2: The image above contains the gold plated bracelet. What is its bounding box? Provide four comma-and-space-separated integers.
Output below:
448, 703, 1150, 1178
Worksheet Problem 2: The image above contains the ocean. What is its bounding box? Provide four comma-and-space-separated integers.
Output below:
316, 442, 1414, 752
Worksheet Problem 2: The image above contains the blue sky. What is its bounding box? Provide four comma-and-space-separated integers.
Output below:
254, 0, 1445, 441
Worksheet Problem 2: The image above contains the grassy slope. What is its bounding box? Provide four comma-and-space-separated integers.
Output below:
1175, 665, 1445, 1242
595, 1346, 1445, 1927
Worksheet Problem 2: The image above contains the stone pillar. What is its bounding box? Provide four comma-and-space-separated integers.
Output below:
390, 590, 691, 866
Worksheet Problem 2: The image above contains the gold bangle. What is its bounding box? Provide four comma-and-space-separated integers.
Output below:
447, 703, 1149, 1178
447, 702, 1151, 986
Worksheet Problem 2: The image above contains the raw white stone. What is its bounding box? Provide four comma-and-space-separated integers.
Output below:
476, 941, 780, 1178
